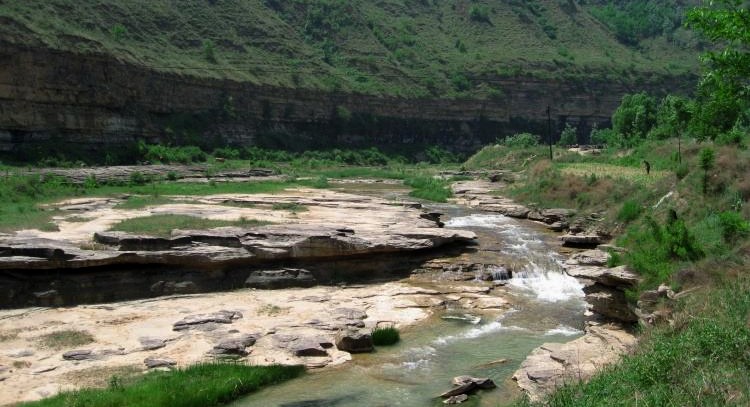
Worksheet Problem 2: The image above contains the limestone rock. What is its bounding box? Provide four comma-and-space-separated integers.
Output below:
584, 284, 638, 322
565, 265, 640, 289
335, 329, 374, 353
62, 350, 95, 361
566, 249, 610, 267
210, 333, 259, 356
144, 356, 176, 369
291, 340, 328, 357
560, 234, 605, 247
138, 337, 166, 351
452, 376, 496, 389
513, 323, 636, 402
440, 382, 477, 398
173, 310, 242, 331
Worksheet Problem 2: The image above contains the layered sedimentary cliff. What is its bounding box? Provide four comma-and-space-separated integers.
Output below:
0, 41, 693, 160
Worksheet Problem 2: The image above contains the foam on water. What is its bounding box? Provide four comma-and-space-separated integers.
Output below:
433, 321, 527, 345
446, 214, 585, 302
544, 325, 584, 336
444, 213, 512, 228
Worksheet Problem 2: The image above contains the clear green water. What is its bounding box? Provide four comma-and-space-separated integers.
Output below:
235, 192, 587, 406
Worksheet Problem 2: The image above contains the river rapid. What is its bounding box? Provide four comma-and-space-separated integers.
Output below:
236, 187, 586, 406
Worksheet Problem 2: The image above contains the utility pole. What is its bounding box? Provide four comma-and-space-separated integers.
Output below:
547, 105, 553, 161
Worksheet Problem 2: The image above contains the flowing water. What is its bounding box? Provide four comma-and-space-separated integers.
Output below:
235, 189, 586, 406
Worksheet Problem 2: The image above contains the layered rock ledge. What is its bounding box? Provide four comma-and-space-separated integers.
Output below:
0, 189, 475, 308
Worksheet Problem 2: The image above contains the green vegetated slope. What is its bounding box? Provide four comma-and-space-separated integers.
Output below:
0, 0, 699, 98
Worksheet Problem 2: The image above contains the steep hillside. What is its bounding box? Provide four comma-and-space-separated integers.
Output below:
0, 0, 701, 162
0, 0, 699, 97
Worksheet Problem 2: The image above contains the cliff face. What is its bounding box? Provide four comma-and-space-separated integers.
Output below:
0, 42, 694, 160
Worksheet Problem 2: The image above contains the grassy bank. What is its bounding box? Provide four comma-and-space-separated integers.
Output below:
467, 138, 750, 406
518, 277, 750, 407
23, 363, 304, 407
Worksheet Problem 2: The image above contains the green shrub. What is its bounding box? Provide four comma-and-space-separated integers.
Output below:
502, 133, 540, 148
372, 327, 400, 346
617, 200, 642, 223
129, 171, 149, 186
622, 214, 704, 288
718, 211, 750, 241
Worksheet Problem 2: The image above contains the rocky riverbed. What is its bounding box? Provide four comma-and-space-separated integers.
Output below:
0, 279, 513, 404
0, 180, 643, 405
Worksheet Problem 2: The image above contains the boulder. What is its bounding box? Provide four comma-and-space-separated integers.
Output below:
560, 234, 605, 247
584, 284, 638, 322
144, 356, 176, 369
173, 310, 243, 331
540, 208, 575, 223
291, 340, 328, 357
440, 382, 477, 398
335, 329, 374, 353
451, 376, 496, 389
210, 333, 260, 356
245, 268, 317, 289
62, 350, 95, 361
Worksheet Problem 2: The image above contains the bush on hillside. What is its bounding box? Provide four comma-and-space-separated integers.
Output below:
502, 133, 540, 148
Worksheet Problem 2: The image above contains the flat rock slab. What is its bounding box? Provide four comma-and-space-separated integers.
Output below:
144, 356, 176, 369
210, 333, 260, 356
566, 249, 610, 267
173, 310, 243, 331
62, 350, 95, 361
565, 265, 640, 289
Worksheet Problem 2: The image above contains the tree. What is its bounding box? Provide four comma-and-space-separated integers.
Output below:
558, 123, 577, 146
612, 92, 658, 146
687, 0, 750, 139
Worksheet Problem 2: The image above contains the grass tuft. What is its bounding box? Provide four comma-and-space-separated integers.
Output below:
404, 176, 452, 202
372, 326, 400, 346
23, 363, 305, 407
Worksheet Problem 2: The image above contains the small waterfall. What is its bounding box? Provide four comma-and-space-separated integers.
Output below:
445, 213, 584, 302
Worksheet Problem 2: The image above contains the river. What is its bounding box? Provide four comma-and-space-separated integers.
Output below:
235, 187, 586, 406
